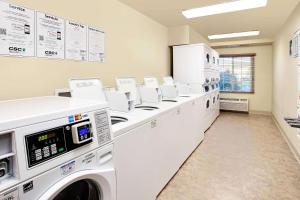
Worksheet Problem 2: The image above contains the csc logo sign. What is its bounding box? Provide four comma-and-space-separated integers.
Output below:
9, 47, 25, 53
45, 51, 58, 56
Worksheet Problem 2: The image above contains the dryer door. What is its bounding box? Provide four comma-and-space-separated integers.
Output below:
38, 169, 116, 200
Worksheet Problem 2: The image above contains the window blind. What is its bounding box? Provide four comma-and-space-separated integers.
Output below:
219, 54, 255, 93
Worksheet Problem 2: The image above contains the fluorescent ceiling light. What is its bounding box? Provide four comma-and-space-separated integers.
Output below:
182, 0, 268, 19
208, 31, 260, 40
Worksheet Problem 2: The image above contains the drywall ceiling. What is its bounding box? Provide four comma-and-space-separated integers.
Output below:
119, 0, 300, 42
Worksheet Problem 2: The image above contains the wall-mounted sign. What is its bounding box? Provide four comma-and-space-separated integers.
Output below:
88, 27, 105, 62
36, 12, 65, 59
0, 1, 35, 57
65, 20, 87, 61
0, 2, 106, 63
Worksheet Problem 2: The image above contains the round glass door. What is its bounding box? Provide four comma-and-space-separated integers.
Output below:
206, 54, 210, 63
53, 179, 101, 200
206, 100, 210, 109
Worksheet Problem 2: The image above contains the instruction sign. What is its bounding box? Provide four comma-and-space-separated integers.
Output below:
36, 12, 65, 59
88, 27, 105, 62
65, 20, 87, 61
0, 1, 35, 56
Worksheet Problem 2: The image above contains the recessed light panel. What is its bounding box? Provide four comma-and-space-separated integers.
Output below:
182, 0, 268, 19
208, 31, 260, 40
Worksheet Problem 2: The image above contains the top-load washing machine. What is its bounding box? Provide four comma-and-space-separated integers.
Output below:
116, 77, 143, 106
116, 77, 162, 111
0, 96, 116, 200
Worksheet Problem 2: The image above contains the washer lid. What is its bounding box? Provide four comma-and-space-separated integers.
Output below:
69, 79, 107, 102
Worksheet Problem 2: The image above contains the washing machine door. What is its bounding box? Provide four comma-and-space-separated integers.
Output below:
39, 169, 116, 200
206, 99, 210, 110
53, 179, 100, 200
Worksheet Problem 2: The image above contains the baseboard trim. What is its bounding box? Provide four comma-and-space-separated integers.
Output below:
249, 110, 272, 116
220, 110, 271, 115
272, 114, 300, 164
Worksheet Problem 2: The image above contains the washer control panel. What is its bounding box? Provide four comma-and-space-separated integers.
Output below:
25, 120, 93, 168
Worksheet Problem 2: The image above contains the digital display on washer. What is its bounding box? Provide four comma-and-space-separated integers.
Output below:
25, 127, 67, 168
77, 125, 91, 142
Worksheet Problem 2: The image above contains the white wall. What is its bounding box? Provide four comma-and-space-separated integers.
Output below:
273, 3, 300, 157
168, 25, 189, 46
189, 27, 209, 44
168, 25, 209, 46
0, 0, 170, 100
217, 45, 273, 113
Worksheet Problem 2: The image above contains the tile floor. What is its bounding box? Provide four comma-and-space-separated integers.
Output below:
157, 112, 300, 200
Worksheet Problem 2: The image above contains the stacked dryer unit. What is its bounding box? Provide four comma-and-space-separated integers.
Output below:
173, 43, 220, 131
210, 49, 221, 124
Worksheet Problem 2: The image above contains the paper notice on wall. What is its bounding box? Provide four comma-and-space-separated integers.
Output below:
0, 1, 35, 56
88, 27, 105, 62
65, 20, 87, 61
36, 12, 65, 59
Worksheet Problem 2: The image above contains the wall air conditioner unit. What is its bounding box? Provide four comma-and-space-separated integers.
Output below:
220, 98, 249, 113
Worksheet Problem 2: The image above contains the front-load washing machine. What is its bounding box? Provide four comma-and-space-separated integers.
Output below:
211, 91, 218, 122
0, 96, 116, 200
204, 94, 211, 132
208, 92, 215, 126
216, 91, 220, 117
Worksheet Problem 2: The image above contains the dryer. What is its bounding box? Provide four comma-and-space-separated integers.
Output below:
204, 94, 211, 131
0, 96, 116, 200
211, 91, 218, 123
173, 43, 211, 85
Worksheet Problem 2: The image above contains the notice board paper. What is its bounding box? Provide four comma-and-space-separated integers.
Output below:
88, 27, 105, 62
36, 12, 65, 59
65, 20, 87, 61
0, 1, 35, 56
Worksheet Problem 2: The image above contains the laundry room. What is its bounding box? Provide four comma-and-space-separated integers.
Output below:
0, 0, 300, 199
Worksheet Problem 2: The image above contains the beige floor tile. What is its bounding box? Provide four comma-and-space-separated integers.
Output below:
157, 112, 300, 200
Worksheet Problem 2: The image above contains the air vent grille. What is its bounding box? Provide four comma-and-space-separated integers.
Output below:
220, 98, 249, 112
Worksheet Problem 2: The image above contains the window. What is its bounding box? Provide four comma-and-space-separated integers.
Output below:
219, 54, 255, 93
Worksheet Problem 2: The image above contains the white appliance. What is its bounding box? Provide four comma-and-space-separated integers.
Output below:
69, 79, 106, 102
141, 77, 162, 104
104, 88, 135, 113
144, 77, 178, 101
0, 96, 116, 200
173, 43, 220, 129
116, 78, 142, 106
173, 43, 211, 85
163, 76, 191, 96
212, 49, 220, 70
70, 78, 134, 113
204, 94, 212, 131
163, 76, 175, 86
